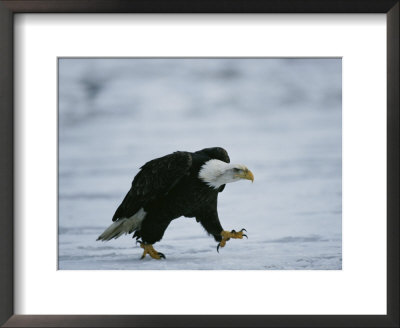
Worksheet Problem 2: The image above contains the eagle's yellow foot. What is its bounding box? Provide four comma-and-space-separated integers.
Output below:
140, 243, 165, 260
217, 229, 247, 252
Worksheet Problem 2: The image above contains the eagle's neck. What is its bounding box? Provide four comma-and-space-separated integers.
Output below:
198, 159, 236, 189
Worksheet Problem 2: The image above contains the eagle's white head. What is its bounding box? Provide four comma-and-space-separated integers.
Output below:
199, 159, 254, 189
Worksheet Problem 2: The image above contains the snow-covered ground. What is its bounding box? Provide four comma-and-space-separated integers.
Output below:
58, 58, 342, 270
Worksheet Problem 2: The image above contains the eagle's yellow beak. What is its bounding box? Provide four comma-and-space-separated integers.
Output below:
240, 169, 254, 182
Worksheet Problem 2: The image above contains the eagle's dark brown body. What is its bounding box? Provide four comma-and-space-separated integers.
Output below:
111, 147, 230, 244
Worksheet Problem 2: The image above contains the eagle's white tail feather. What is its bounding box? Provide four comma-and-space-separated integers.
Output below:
97, 209, 146, 241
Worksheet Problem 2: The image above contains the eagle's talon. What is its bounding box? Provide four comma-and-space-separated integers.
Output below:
139, 243, 165, 260
219, 229, 248, 248
217, 238, 228, 252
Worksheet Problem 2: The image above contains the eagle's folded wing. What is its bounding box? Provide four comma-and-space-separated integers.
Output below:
112, 152, 192, 221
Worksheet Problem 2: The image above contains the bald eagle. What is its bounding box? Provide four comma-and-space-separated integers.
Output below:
97, 147, 254, 260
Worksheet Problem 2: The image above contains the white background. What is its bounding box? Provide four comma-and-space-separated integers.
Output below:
14, 14, 386, 314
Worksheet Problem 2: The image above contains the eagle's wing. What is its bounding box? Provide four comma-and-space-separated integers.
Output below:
112, 151, 192, 221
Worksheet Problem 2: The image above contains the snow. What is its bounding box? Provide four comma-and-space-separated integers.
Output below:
58, 58, 342, 270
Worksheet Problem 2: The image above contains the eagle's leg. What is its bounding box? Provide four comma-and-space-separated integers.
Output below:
139, 243, 165, 260
217, 229, 247, 252
137, 217, 172, 260
196, 211, 247, 252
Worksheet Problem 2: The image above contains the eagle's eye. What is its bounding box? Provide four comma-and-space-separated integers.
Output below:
233, 168, 240, 172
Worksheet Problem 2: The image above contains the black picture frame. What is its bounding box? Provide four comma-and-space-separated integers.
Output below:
0, 1, 398, 327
